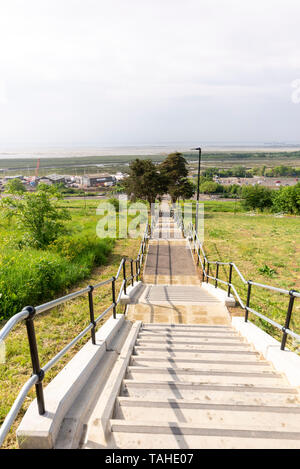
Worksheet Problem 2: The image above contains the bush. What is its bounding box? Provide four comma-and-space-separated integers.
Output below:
272, 183, 300, 215
1, 184, 70, 248
241, 185, 273, 212
200, 181, 222, 194
0, 237, 115, 320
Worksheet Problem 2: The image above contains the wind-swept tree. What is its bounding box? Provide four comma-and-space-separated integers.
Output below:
169, 177, 196, 202
123, 159, 167, 205
159, 152, 189, 202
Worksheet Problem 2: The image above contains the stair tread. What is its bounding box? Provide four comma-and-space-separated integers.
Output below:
110, 419, 300, 438
117, 396, 300, 411
104, 431, 300, 449
123, 379, 296, 393
127, 366, 281, 378
130, 357, 271, 369
136, 340, 249, 347
134, 345, 257, 354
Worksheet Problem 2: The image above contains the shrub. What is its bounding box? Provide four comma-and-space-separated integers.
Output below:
272, 183, 300, 215
241, 185, 273, 212
1, 184, 70, 248
0, 237, 115, 320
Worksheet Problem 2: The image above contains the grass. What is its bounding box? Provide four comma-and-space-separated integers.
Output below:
0, 198, 116, 320
0, 235, 141, 449
198, 205, 300, 349
0, 196, 148, 448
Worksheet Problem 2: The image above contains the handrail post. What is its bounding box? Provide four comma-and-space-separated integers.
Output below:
206, 262, 210, 283
24, 306, 45, 415
122, 260, 127, 295
281, 290, 296, 351
136, 257, 140, 282
112, 276, 116, 319
215, 262, 219, 288
227, 263, 233, 297
130, 259, 134, 286
245, 281, 252, 322
88, 286, 96, 345
202, 258, 206, 283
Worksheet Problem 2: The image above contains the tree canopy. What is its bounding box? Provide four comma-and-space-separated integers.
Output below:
123, 159, 167, 205
159, 152, 190, 202
1, 183, 71, 248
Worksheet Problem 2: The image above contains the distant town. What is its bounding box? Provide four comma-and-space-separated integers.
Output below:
0, 171, 125, 192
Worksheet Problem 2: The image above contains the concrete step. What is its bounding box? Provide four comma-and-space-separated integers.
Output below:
142, 324, 232, 331
136, 338, 247, 347
135, 340, 251, 351
130, 356, 272, 372
126, 367, 285, 386
139, 331, 240, 339
108, 420, 300, 449
106, 429, 300, 449
145, 285, 219, 303
134, 344, 255, 354
133, 347, 260, 361
121, 379, 300, 405
115, 397, 300, 430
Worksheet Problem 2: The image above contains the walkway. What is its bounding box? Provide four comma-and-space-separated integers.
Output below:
127, 202, 230, 325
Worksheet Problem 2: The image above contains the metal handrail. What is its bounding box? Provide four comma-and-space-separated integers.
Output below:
0, 223, 150, 447
173, 208, 300, 350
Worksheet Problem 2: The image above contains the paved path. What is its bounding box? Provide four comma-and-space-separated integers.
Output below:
127, 202, 230, 325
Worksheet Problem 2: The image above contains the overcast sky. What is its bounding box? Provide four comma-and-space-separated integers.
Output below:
0, 0, 300, 147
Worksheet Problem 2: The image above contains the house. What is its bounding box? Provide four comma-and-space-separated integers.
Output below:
46, 174, 66, 184
81, 173, 116, 188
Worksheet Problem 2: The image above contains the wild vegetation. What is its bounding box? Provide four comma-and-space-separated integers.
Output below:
187, 201, 300, 349
0, 235, 141, 449
0, 188, 115, 320
203, 164, 300, 179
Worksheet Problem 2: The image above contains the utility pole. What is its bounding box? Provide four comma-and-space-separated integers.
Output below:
191, 147, 202, 233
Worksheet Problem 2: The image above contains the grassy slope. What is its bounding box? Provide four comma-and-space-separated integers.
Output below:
201, 204, 300, 348
0, 199, 116, 319
0, 236, 141, 449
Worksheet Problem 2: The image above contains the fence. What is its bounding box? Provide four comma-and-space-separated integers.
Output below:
0, 224, 150, 447
174, 206, 300, 351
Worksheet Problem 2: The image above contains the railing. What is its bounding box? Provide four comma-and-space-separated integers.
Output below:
0, 224, 150, 447
174, 207, 300, 351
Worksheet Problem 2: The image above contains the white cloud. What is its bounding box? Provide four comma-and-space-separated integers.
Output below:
0, 0, 299, 145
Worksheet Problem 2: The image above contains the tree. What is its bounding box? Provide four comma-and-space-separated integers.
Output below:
4, 178, 26, 194
1, 184, 71, 248
200, 181, 221, 194
123, 159, 167, 205
159, 152, 189, 202
169, 178, 196, 202
272, 183, 300, 215
241, 185, 273, 212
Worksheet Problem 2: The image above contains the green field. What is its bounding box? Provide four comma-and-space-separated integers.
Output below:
1, 150, 300, 177
199, 202, 300, 349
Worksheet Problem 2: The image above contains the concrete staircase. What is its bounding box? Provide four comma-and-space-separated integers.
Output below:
105, 323, 300, 449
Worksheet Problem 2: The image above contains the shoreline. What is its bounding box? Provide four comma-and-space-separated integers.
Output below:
0, 145, 300, 160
